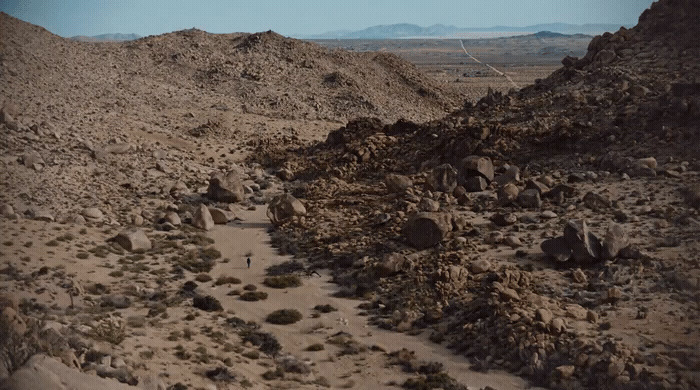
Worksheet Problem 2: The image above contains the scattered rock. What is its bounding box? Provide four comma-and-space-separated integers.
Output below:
112, 228, 151, 252
541, 237, 572, 262
208, 207, 233, 224
403, 213, 452, 249
192, 204, 215, 231
267, 193, 307, 225
460, 155, 494, 183
601, 223, 629, 259
207, 170, 244, 203
517, 189, 542, 208
385, 174, 413, 193
426, 164, 458, 193
470, 259, 492, 274
498, 183, 520, 205
563, 220, 601, 262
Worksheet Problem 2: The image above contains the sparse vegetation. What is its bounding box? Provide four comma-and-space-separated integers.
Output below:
314, 304, 337, 313
240, 291, 268, 301
89, 316, 126, 345
215, 275, 242, 285
266, 309, 303, 325
306, 343, 325, 351
263, 275, 302, 289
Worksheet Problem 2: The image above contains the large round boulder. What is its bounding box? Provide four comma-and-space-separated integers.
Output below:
403, 212, 453, 249
207, 170, 244, 203
267, 194, 307, 225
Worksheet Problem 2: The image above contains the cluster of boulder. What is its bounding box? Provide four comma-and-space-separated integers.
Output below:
541, 220, 630, 263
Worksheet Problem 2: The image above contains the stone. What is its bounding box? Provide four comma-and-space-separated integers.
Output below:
208, 207, 233, 224
586, 310, 599, 323
541, 237, 572, 262
681, 184, 700, 209
637, 157, 657, 169
464, 176, 488, 192
3, 354, 136, 390
540, 210, 557, 219
517, 189, 542, 208
101, 295, 131, 309
572, 268, 587, 283
554, 365, 576, 380
377, 253, 411, 276
21, 150, 44, 168
418, 197, 440, 212
0, 293, 20, 311
564, 304, 588, 320
485, 231, 504, 244
277, 168, 294, 181
583, 192, 611, 211
207, 170, 244, 203
525, 179, 549, 194
504, 235, 522, 248
460, 155, 494, 183
113, 228, 151, 252
164, 211, 181, 226
550, 318, 565, 333
535, 308, 553, 324
385, 174, 413, 193
1, 204, 14, 217
1, 307, 27, 336
494, 165, 520, 186
267, 193, 307, 225
470, 259, 492, 274
81, 207, 103, 220
545, 184, 576, 200
33, 211, 55, 222
192, 204, 214, 231
602, 223, 629, 259
563, 220, 601, 262
403, 213, 452, 249
426, 164, 458, 193
498, 183, 520, 205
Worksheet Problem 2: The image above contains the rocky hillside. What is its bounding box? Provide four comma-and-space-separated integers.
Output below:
251, 1, 700, 389
0, 12, 458, 124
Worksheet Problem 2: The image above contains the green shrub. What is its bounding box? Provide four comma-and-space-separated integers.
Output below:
306, 343, 325, 351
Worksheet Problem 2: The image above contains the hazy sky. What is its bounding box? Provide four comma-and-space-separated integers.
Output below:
1, 0, 655, 37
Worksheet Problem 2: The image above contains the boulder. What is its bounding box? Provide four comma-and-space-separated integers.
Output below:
460, 156, 494, 183
494, 165, 520, 186
470, 259, 492, 274
385, 174, 413, 193
602, 223, 629, 259
403, 213, 452, 249
525, 179, 549, 194
583, 192, 611, 211
208, 207, 233, 224
377, 253, 412, 276
517, 189, 542, 208
192, 204, 214, 231
267, 193, 307, 225
464, 176, 488, 192
541, 237, 572, 262
112, 228, 151, 252
81, 207, 103, 221
418, 198, 440, 212
1, 354, 136, 390
426, 164, 458, 193
206, 170, 244, 203
498, 183, 520, 205
564, 220, 601, 262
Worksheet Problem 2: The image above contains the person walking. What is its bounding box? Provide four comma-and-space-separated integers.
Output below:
246, 257, 251, 268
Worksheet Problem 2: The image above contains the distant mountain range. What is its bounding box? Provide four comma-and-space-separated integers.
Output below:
304, 23, 626, 39
70, 33, 141, 42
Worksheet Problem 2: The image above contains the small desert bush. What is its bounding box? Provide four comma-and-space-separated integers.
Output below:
241, 330, 281, 356
403, 373, 467, 390
266, 309, 303, 325
314, 304, 337, 313
89, 316, 126, 345
195, 273, 213, 282
240, 291, 268, 301
215, 275, 241, 285
263, 275, 302, 289
243, 284, 257, 291
306, 343, 324, 351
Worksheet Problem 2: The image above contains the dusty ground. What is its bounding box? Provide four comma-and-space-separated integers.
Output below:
1, 1, 699, 389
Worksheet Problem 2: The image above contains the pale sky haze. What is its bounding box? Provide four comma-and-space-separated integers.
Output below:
0, 0, 655, 38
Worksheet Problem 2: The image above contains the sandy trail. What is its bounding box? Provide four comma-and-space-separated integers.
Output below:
201, 206, 542, 390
